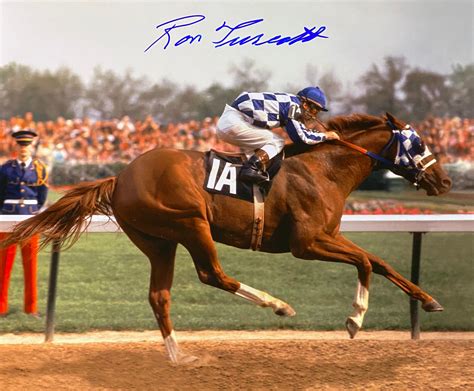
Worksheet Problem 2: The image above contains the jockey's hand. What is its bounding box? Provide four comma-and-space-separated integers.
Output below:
325, 131, 340, 140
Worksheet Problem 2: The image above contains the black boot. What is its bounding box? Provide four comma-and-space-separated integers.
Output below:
240, 149, 270, 184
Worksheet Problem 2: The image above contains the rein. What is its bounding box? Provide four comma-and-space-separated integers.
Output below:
335, 139, 395, 169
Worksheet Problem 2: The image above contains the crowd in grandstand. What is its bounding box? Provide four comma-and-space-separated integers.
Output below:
416, 117, 473, 164
0, 113, 472, 167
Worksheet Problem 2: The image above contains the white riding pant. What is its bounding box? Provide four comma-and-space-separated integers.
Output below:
216, 105, 285, 159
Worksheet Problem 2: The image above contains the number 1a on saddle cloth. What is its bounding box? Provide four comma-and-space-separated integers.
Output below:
204, 150, 284, 202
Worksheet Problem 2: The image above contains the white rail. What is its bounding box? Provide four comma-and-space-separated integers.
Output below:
1, 214, 473, 232
340, 214, 474, 232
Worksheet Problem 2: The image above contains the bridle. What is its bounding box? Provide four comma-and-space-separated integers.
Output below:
334, 120, 437, 189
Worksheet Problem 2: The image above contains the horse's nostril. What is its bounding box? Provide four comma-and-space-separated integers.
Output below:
442, 178, 452, 189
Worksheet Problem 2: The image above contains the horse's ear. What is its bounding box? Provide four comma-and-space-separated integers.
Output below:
385, 112, 395, 123
385, 112, 406, 129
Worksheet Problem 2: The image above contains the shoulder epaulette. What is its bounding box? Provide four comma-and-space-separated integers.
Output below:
33, 159, 48, 186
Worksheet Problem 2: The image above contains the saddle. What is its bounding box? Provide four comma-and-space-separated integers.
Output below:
204, 149, 284, 250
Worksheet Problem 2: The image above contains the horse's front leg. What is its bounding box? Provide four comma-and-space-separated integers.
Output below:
336, 234, 443, 311
291, 233, 372, 338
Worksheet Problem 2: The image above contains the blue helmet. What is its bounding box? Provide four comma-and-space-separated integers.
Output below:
297, 86, 328, 112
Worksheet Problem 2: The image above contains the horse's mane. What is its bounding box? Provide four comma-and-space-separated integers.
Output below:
327, 113, 385, 134
284, 113, 386, 157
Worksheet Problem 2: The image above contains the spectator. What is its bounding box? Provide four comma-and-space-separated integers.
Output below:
52, 143, 68, 164
35, 139, 54, 174
117, 115, 135, 134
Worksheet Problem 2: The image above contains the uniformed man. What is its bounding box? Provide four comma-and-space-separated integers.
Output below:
0, 130, 48, 318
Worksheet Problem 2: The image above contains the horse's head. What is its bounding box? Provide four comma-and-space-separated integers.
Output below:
383, 113, 452, 196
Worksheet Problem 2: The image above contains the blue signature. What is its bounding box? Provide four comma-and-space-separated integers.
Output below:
144, 15, 328, 52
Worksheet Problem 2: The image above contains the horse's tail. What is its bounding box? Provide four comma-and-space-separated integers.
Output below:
3, 177, 117, 249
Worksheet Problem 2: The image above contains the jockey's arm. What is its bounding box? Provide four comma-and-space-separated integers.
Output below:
285, 119, 339, 145
303, 118, 340, 141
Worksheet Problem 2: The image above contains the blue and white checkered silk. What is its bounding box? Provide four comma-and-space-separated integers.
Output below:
394, 126, 433, 169
230, 92, 327, 145
231, 92, 301, 128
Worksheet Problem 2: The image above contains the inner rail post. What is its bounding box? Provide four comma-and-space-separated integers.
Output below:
45, 240, 61, 343
410, 232, 424, 340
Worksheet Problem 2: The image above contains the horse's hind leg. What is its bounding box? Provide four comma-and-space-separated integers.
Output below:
336, 235, 443, 311
184, 219, 296, 317
148, 241, 200, 364
118, 219, 196, 364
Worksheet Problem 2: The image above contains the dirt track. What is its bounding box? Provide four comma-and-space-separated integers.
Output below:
0, 331, 473, 390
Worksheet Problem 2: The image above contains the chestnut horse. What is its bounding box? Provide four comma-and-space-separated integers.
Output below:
5, 113, 451, 363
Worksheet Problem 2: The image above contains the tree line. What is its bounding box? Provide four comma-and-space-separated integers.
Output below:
0, 57, 472, 123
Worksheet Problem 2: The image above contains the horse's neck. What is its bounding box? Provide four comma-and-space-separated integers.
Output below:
286, 127, 392, 196
335, 127, 393, 193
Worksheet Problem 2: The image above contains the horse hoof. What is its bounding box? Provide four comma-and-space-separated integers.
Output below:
274, 305, 296, 317
345, 318, 360, 339
422, 299, 444, 312
172, 353, 199, 365
180, 354, 199, 364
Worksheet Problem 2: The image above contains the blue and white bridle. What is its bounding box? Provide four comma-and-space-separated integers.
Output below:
337, 121, 437, 188
376, 122, 437, 187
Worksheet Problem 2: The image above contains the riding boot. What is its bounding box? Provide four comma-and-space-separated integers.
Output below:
240, 149, 270, 183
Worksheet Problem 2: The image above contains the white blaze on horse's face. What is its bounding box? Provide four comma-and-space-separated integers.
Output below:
394, 125, 436, 171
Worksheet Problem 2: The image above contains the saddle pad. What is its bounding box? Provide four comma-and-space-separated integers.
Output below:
203, 150, 283, 202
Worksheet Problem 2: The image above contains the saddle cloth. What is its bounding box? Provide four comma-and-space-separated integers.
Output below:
203, 150, 283, 202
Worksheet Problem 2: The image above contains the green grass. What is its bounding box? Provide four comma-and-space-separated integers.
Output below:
0, 232, 472, 333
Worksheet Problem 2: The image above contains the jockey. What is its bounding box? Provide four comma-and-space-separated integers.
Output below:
216, 86, 340, 183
